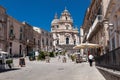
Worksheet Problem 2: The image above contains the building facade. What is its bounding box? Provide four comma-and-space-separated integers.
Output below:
33, 27, 41, 51
33, 27, 53, 52
105, 0, 120, 51
0, 6, 53, 57
51, 8, 79, 53
22, 22, 35, 56
82, 0, 110, 56
7, 16, 26, 57
0, 6, 7, 52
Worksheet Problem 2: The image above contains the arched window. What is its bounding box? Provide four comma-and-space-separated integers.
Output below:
9, 26, 14, 37
57, 40, 59, 45
42, 38, 44, 46
66, 17, 68, 20
66, 37, 69, 44
74, 40, 76, 45
66, 25, 69, 30
46, 38, 48, 46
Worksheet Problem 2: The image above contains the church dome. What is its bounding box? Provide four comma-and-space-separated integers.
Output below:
51, 19, 59, 24
51, 13, 59, 25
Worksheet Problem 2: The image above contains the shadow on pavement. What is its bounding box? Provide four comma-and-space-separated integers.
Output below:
0, 68, 21, 73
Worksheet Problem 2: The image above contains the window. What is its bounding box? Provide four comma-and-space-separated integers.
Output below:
0, 23, 3, 36
10, 42, 12, 47
112, 37, 115, 50
20, 27, 22, 32
74, 40, 76, 45
19, 33, 22, 40
34, 38, 36, 45
42, 38, 44, 46
38, 40, 40, 46
19, 45, 22, 56
50, 41, 52, 46
56, 25, 59, 28
46, 38, 48, 46
57, 40, 59, 45
66, 17, 68, 20
10, 29, 13, 35
66, 25, 69, 30
66, 37, 69, 44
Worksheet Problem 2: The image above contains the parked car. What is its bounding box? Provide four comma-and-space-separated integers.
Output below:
28, 51, 35, 61
82, 55, 87, 62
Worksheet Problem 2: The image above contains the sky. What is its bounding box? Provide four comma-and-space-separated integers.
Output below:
0, 0, 90, 31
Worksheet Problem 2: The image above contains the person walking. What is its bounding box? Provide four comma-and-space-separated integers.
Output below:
35, 51, 39, 60
88, 54, 94, 67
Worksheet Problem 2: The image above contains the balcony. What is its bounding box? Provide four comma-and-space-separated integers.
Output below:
9, 34, 15, 40
87, 15, 103, 40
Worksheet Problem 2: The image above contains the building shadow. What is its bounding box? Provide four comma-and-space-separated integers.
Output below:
0, 68, 21, 73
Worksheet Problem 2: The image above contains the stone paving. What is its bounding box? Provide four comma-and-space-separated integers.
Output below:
0, 56, 105, 80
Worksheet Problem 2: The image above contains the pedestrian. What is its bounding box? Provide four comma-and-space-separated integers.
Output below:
62, 56, 67, 63
58, 55, 61, 61
88, 54, 94, 67
35, 51, 39, 60
19, 57, 25, 67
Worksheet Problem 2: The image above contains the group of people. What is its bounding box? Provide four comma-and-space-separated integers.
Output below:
58, 55, 67, 63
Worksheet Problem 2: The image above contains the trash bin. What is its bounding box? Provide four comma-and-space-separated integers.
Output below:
19, 57, 25, 67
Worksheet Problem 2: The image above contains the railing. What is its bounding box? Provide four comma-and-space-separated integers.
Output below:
87, 15, 103, 40
52, 29, 78, 33
95, 47, 120, 71
9, 34, 15, 40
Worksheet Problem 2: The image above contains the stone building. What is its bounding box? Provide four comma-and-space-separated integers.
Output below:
82, 0, 110, 55
22, 22, 34, 56
7, 16, 26, 57
105, 0, 120, 51
0, 6, 53, 57
33, 27, 41, 51
51, 8, 79, 53
0, 6, 7, 51
33, 27, 53, 52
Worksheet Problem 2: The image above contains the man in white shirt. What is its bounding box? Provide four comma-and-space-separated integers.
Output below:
35, 51, 39, 60
88, 54, 94, 66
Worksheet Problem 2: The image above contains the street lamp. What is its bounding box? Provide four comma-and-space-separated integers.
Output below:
109, 23, 114, 30
109, 23, 120, 34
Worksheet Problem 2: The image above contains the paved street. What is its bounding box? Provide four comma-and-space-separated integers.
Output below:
0, 57, 105, 80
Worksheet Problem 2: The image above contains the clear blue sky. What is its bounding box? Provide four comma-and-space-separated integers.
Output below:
0, 0, 90, 31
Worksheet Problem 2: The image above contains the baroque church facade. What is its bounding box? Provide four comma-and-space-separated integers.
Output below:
51, 8, 79, 53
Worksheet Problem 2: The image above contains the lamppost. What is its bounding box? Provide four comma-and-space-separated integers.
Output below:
109, 23, 120, 34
